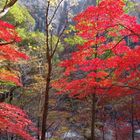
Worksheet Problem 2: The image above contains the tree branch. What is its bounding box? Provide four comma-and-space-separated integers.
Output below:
50, 19, 67, 58
0, 0, 18, 18
48, 0, 64, 26
0, 40, 15, 46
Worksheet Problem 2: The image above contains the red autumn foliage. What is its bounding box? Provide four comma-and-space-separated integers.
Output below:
0, 103, 36, 140
0, 69, 22, 86
0, 20, 35, 139
52, 0, 140, 98
0, 20, 29, 86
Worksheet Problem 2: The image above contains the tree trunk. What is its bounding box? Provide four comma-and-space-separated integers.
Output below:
91, 93, 96, 140
41, 3, 51, 139
41, 59, 52, 140
114, 119, 118, 140
91, 30, 97, 139
131, 95, 135, 140
37, 116, 40, 140
102, 126, 105, 140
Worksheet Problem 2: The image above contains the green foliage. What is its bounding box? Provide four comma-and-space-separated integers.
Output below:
64, 35, 85, 46
0, 82, 15, 93
123, 0, 136, 13
100, 50, 112, 59
17, 28, 45, 47
50, 35, 64, 52
64, 25, 85, 46
0, 1, 35, 29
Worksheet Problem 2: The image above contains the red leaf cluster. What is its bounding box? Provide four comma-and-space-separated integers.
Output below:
52, 0, 140, 98
0, 103, 36, 140
0, 20, 36, 139
0, 20, 29, 86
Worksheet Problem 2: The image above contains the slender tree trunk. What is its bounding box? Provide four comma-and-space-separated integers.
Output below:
41, 47, 52, 140
40, 1, 66, 139
41, 58, 52, 140
131, 95, 135, 140
114, 119, 118, 140
91, 1, 97, 138
37, 116, 40, 140
113, 110, 118, 140
41, 2, 51, 139
91, 93, 96, 140
101, 111, 105, 140
102, 126, 105, 140
91, 33, 98, 139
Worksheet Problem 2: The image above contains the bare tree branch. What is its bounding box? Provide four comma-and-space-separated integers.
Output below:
50, 19, 68, 58
50, 30, 53, 54
119, 23, 140, 38
0, 0, 18, 18
0, 40, 15, 46
48, 0, 64, 26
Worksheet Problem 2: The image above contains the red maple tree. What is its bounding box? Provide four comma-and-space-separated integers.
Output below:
0, 20, 35, 140
52, 0, 140, 139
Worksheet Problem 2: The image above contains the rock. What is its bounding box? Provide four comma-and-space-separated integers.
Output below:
45, 132, 52, 139
62, 130, 84, 140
